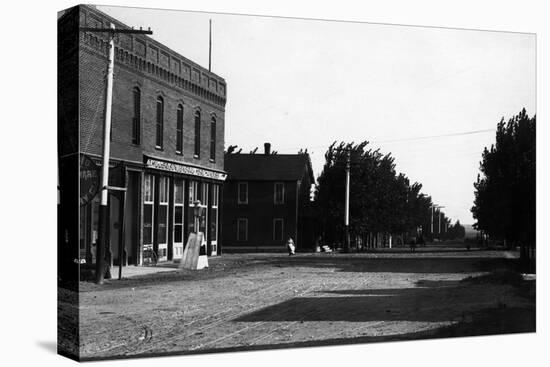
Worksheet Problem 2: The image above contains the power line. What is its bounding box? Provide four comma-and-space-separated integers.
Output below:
265, 128, 495, 152
373, 128, 495, 144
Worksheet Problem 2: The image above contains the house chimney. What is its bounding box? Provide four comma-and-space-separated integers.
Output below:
264, 142, 271, 155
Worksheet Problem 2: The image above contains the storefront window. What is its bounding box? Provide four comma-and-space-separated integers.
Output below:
173, 179, 185, 257
188, 181, 198, 235
210, 185, 219, 242
157, 177, 169, 258
143, 174, 154, 245
187, 181, 208, 237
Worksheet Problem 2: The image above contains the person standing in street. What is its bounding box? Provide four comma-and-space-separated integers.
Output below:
286, 237, 296, 256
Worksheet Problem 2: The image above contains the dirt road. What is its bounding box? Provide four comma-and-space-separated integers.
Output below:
62, 244, 535, 360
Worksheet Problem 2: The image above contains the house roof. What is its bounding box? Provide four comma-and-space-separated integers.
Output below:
224, 153, 315, 182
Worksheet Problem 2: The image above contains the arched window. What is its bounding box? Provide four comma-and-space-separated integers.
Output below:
176, 104, 184, 154
210, 116, 216, 161
156, 96, 164, 149
194, 110, 201, 157
132, 87, 141, 144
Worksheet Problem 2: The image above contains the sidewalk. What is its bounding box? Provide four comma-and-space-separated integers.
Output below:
111, 264, 178, 279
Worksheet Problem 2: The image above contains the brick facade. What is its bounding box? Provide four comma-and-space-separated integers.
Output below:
59, 5, 228, 274
78, 5, 226, 168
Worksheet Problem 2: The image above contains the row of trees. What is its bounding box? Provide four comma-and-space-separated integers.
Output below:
314, 141, 461, 247
471, 108, 535, 265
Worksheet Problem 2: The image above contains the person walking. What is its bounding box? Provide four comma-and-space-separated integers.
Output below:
286, 237, 296, 256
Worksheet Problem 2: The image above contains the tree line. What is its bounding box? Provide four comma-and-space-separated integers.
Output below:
314, 141, 463, 248
471, 108, 535, 266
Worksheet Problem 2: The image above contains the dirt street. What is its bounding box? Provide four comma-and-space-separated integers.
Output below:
61, 244, 535, 360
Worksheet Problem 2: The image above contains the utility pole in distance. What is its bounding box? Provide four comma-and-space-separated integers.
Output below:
344, 148, 351, 253
80, 23, 153, 284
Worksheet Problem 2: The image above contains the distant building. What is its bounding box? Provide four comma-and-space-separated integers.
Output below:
222, 144, 316, 252
58, 5, 227, 267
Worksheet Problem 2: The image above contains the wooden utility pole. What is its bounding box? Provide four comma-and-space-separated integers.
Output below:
344, 149, 351, 252
80, 24, 152, 284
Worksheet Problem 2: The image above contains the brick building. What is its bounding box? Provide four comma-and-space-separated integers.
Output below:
222, 144, 316, 252
58, 5, 227, 268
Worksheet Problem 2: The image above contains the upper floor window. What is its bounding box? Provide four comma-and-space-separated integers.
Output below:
274, 182, 284, 204
238, 182, 248, 204
194, 110, 201, 157
176, 104, 184, 154
210, 116, 216, 161
156, 96, 164, 149
132, 87, 141, 145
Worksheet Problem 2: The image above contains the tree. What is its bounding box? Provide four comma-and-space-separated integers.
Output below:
316, 141, 435, 247
446, 220, 465, 240
471, 108, 536, 266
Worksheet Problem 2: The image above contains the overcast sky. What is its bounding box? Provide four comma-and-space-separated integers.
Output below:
98, 5, 536, 224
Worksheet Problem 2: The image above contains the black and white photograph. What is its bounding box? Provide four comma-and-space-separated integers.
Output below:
5, 1, 547, 366
54, 2, 540, 362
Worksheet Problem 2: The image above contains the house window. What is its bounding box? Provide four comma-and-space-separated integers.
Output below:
237, 218, 248, 241
194, 110, 201, 157
273, 218, 284, 242
210, 116, 216, 161
176, 104, 184, 154
238, 182, 248, 204
132, 87, 141, 144
156, 96, 164, 149
274, 182, 284, 204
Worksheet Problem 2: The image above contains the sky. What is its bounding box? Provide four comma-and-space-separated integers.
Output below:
98, 5, 536, 224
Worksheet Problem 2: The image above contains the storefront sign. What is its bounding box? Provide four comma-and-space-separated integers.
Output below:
80, 155, 99, 206
145, 158, 227, 181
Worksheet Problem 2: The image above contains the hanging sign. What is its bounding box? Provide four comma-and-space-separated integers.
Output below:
80, 155, 100, 206
145, 157, 227, 181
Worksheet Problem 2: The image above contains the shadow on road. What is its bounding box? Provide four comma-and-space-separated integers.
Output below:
269, 255, 516, 275
234, 280, 488, 323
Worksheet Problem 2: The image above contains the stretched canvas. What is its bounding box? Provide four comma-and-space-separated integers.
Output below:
57, 4, 536, 361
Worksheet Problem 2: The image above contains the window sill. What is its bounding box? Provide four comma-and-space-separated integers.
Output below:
209, 158, 216, 163
194, 154, 200, 159
155, 146, 164, 151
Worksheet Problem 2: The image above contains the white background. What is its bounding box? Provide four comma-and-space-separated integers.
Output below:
0, 0, 547, 366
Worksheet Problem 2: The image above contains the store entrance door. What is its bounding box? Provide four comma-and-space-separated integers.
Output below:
109, 192, 122, 266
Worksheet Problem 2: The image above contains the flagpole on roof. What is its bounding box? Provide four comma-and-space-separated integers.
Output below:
208, 19, 212, 72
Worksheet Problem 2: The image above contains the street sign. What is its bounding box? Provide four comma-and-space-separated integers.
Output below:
80, 155, 99, 206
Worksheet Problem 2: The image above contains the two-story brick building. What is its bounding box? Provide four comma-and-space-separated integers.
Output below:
58, 5, 227, 267
222, 144, 316, 252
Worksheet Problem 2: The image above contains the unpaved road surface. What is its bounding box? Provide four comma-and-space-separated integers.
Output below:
59, 244, 535, 360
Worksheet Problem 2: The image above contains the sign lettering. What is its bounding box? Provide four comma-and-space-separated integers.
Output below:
145, 158, 227, 181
